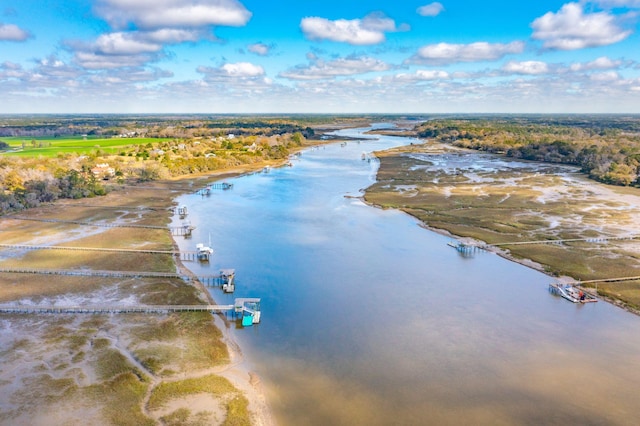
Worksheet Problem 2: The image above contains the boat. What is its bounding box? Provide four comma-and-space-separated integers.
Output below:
549, 283, 597, 303
196, 243, 214, 261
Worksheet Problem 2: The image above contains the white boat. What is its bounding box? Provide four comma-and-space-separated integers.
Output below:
549, 283, 597, 303
196, 243, 214, 261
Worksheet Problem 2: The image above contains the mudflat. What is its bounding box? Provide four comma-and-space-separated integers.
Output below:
0, 176, 272, 425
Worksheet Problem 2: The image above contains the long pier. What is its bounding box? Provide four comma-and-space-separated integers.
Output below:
0, 279, 253, 317
0, 243, 204, 261
483, 235, 639, 248
8, 216, 166, 230
196, 182, 233, 196
0, 304, 233, 314
5, 216, 195, 236
577, 276, 640, 285
0, 267, 227, 285
0, 297, 261, 323
449, 235, 640, 254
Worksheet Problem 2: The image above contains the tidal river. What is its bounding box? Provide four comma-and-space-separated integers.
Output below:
174, 125, 640, 425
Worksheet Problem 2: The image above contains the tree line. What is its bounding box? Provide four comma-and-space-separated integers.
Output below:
415, 116, 640, 186
0, 128, 306, 215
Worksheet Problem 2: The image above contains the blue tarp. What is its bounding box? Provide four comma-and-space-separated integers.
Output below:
242, 313, 253, 327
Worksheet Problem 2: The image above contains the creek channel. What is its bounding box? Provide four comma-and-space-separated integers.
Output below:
174, 124, 640, 425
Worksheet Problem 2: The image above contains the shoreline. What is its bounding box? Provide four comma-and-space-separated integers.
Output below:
0, 131, 355, 425
362, 140, 640, 318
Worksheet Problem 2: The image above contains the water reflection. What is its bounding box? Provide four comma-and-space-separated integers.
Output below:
174, 126, 640, 425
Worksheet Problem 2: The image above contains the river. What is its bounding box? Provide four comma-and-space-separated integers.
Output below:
174, 124, 640, 425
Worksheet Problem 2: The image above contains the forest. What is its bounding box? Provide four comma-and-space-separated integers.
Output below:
414, 115, 640, 186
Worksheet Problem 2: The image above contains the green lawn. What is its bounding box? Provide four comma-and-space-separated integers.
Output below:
0, 136, 169, 157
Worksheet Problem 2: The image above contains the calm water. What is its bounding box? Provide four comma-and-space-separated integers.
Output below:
174, 125, 640, 425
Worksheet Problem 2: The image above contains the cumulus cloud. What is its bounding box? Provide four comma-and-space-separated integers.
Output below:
590, 70, 620, 81
95, 0, 252, 30
408, 41, 525, 65
220, 62, 264, 77
594, 0, 640, 7
279, 56, 391, 80
68, 29, 208, 70
247, 43, 273, 56
68, 32, 165, 69
68, 1, 252, 71
301, 12, 405, 45
570, 56, 622, 71
417, 2, 445, 17
0, 23, 31, 41
197, 62, 266, 82
531, 2, 632, 50
502, 60, 550, 75
394, 70, 450, 82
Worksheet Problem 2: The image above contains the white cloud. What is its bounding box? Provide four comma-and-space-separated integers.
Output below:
503, 60, 550, 75
594, 1, 640, 7
0, 23, 31, 41
95, 0, 252, 30
301, 13, 404, 45
69, 29, 208, 70
589, 70, 620, 81
570, 56, 622, 71
221, 62, 264, 77
143, 28, 205, 44
279, 56, 391, 80
68, 32, 165, 69
531, 2, 632, 50
417, 3, 445, 17
409, 41, 525, 65
395, 70, 450, 81
93, 32, 163, 55
248, 43, 273, 56
197, 62, 266, 82
73, 51, 161, 69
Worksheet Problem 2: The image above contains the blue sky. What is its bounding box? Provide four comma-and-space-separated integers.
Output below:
1, 0, 640, 113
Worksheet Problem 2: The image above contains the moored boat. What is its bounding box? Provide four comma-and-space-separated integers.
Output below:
549, 283, 597, 303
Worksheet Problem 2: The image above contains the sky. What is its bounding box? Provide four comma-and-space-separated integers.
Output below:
1, 0, 640, 114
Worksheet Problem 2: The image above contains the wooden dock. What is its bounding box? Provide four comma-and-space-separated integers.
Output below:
449, 235, 640, 253
8, 216, 166, 230
196, 182, 233, 196
0, 244, 207, 261
482, 235, 640, 249
0, 304, 233, 314
0, 298, 261, 323
0, 267, 229, 286
6, 216, 195, 236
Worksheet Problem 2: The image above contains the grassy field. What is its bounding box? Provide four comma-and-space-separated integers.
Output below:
0, 136, 169, 157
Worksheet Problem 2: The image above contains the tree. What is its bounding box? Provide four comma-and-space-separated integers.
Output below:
3, 170, 24, 191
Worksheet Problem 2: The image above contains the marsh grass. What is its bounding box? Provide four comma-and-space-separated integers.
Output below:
87, 372, 154, 426
148, 374, 251, 425
367, 146, 640, 310
1, 176, 245, 424
12, 374, 78, 406
149, 374, 236, 409
95, 348, 138, 381
592, 281, 640, 308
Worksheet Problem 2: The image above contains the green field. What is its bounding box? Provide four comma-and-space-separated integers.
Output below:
0, 136, 169, 157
